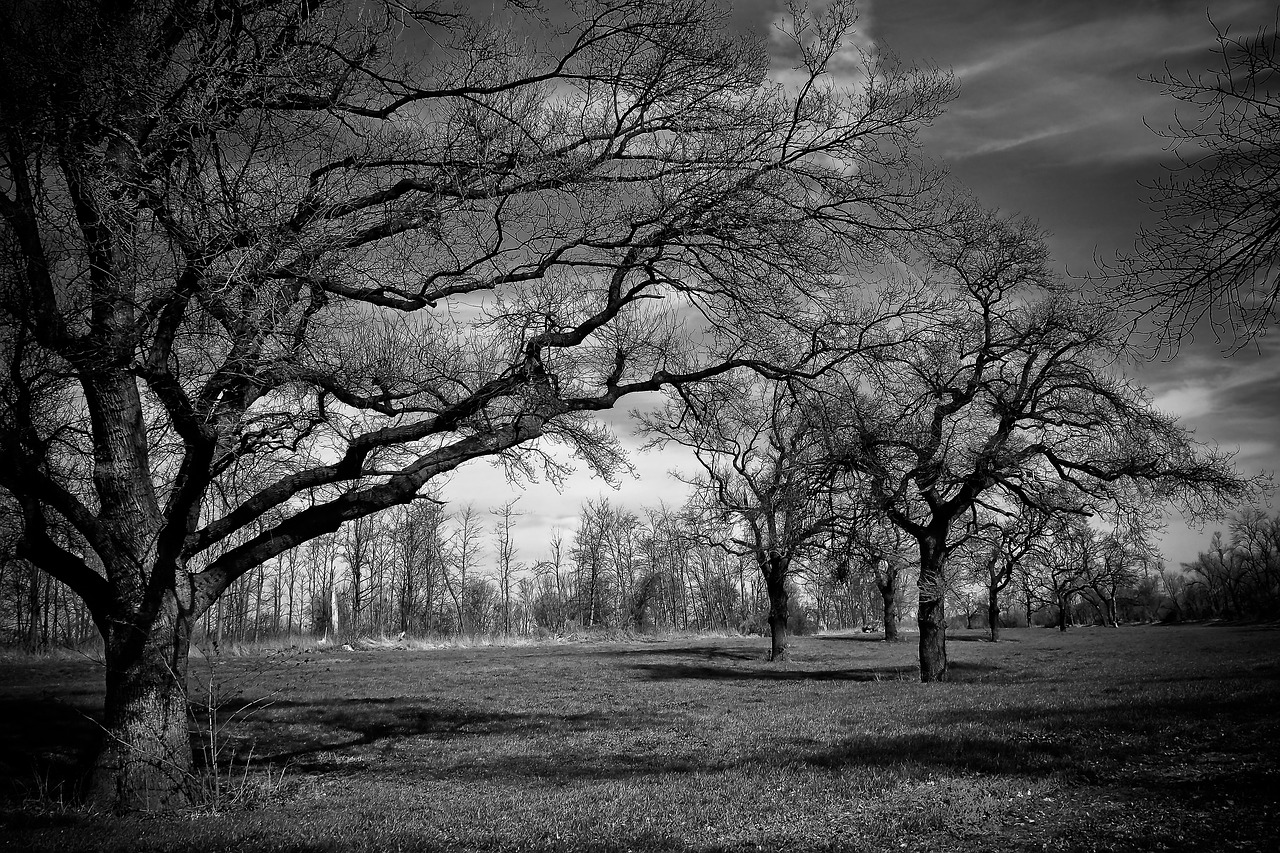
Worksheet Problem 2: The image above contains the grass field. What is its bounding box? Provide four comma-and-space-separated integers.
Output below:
1, 625, 1277, 852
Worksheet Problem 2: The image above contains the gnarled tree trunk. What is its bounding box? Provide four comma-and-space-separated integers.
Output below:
917, 533, 948, 682
87, 592, 195, 811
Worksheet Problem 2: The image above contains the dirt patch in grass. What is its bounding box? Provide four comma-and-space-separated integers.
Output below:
1, 626, 1277, 851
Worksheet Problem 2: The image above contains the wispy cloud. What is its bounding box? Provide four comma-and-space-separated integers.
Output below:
876, 2, 1273, 168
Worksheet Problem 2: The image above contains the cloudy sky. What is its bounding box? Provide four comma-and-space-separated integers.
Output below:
866, 0, 1278, 562
442, 0, 1278, 570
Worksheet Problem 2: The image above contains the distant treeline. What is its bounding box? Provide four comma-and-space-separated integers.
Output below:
0, 497, 896, 650
3, 500, 1275, 651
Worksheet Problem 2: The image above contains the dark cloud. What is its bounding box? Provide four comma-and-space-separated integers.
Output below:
1214, 370, 1280, 420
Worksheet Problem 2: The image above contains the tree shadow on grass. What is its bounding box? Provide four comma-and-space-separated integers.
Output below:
244, 691, 1085, 783
629, 662, 919, 682
798, 731, 1070, 775
595, 643, 764, 662
0, 697, 100, 803
9, 686, 1244, 800
246, 699, 661, 770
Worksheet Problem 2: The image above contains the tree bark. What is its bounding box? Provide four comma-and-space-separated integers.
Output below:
917, 534, 947, 682
988, 585, 1002, 642
876, 562, 900, 641
73, 370, 201, 810
87, 599, 194, 811
882, 587, 899, 641
918, 593, 947, 681
762, 554, 790, 662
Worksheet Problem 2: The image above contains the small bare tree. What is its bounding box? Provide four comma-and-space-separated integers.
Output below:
492, 498, 522, 637
963, 505, 1053, 641
641, 373, 853, 660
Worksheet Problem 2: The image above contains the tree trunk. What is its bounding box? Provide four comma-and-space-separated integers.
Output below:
882, 587, 899, 641
988, 585, 1001, 642
1057, 597, 1069, 632
25, 563, 41, 653
918, 593, 947, 681
75, 372, 197, 810
87, 603, 194, 811
330, 577, 342, 641
917, 534, 947, 682
762, 555, 790, 662
876, 563, 900, 641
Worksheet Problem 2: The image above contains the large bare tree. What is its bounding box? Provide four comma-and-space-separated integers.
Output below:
816, 206, 1248, 682
0, 0, 954, 807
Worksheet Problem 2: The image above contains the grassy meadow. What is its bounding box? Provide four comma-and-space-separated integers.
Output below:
1, 625, 1277, 852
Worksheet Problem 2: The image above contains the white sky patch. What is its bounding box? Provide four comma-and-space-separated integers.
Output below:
1152, 384, 1216, 421
435, 410, 699, 569
1148, 347, 1278, 409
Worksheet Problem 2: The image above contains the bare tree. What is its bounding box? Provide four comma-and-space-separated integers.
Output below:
1083, 524, 1159, 627
340, 514, 377, 637
1030, 518, 1101, 632
492, 498, 521, 637
641, 373, 855, 660
444, 506, 485, 636
1229, 508, 1280, 614
531, 527, 571, 631
1182, 508, 1280, 618
390, 497, 447, 636
965, 505, 1053, 641
831, 507, 914, 640
818, 205, 1249, 681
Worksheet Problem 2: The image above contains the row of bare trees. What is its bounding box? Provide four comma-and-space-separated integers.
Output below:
1, 494, 899, 647
18, 491, 1269, 653
634, 202, 1246, 676
950, 507, 1280, 633
1173, 509, 1280, 620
